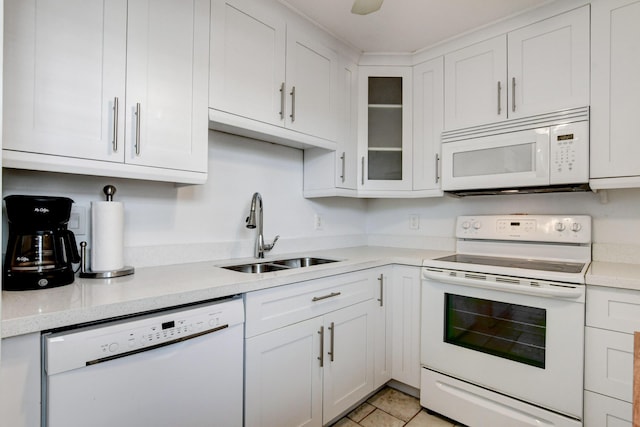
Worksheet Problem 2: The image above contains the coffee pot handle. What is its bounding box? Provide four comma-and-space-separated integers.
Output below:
64, 230, 81, 264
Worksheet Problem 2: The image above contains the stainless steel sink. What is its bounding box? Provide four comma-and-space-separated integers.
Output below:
272, 257, 337, 268
221, 257, 337, 273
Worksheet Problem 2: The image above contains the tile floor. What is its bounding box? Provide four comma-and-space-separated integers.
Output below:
331, 387, 464, 427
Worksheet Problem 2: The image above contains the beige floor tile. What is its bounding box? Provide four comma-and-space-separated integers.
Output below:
348, 402, 377, 423
332, 417, 360, 427
405, 410, 455, 427
367, 387, 422, 422
359, 409, 405, 427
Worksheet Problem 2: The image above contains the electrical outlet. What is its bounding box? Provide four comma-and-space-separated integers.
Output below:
314, 214, 323, 230
69, 205, 88, 236
409, 214, 420, 230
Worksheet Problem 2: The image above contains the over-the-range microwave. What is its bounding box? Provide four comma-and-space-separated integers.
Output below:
440, 107, 589, 196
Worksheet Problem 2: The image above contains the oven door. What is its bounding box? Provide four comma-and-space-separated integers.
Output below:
420, 271, 584, 419
441, 127, 550, 191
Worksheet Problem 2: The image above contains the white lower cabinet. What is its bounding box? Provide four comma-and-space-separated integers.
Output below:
584, 285, 640, 426
584, 391, 632, 427
244, 270, 379, 427
389, 265, 421, 389
0, 333, 41, 427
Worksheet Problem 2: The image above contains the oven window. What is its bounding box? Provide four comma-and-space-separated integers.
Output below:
444, 294, 546, 368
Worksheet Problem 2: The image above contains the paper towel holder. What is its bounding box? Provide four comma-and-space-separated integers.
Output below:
79, 241, 135, 279
79, 185, 134, 279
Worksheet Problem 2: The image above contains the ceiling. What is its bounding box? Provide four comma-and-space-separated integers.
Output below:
279, 0, 551, 53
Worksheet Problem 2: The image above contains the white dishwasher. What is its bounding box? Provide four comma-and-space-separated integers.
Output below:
42, 296, 244, 427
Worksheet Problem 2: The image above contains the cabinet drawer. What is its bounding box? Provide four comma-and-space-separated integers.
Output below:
584, 391, 632, 427
245, 270, 375, 337
586, 286, 640, 333
585, 327, 633, 402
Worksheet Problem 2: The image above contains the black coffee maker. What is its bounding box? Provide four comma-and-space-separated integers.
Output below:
3, 195, 80, 290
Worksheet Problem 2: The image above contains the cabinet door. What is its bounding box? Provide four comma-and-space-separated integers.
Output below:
358, 67, 413, 191
336, 60, 359, 190
245, 317, 323, 427
390, 266, 422, 389
323, 300, 376, 423
373, 268, 392, 389
591, 0, 640, 179
444, 35, 507, 130
125, 0, 209, 173
507, 6, 589, 120
286, 25, 339, 142
3, 0, 127, 162
413, 57, 444, 191
585, 327, 633, 403
584, 390, 632, 427
210, 0, 286, 127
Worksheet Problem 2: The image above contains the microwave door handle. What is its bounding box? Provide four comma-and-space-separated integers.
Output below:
536, 131, 550, 181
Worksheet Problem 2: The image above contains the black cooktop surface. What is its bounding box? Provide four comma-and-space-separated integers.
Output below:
434, 254, 586, 274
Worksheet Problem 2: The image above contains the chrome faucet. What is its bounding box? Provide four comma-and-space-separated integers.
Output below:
245, 192, 279, 258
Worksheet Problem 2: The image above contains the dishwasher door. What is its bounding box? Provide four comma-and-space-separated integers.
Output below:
43, 297, 244, 427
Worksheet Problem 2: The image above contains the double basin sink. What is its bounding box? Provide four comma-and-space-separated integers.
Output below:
222, 257, 337, 273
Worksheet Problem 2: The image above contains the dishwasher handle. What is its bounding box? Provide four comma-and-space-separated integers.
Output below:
85, 324, 230, 367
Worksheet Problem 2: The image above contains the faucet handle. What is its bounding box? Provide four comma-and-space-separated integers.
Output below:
264, 235, 280, 252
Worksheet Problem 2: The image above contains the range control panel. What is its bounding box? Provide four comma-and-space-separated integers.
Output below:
456, 215, 591, 243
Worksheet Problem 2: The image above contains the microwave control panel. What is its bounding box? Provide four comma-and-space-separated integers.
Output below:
549, 121, 589, 184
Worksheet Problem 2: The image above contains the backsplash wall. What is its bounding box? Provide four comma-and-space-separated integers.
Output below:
366, 188, 640, 262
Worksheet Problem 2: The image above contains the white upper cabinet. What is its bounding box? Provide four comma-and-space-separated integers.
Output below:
358, 66, 413, 192
444, 6, 589, 130
209, 0, 339, 149
210, 0, 286, 127
125, 0, 209, 173
3, 0, 127, 162
3, 0, 209, 183
413, 57, 444, 193
590, 0, 640, 187
444, 36, 507, 130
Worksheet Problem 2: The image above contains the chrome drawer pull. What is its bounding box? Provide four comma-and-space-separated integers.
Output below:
312, 292, 341, 302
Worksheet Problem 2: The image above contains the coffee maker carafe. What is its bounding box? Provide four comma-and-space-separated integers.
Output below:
3, 195, 80, 290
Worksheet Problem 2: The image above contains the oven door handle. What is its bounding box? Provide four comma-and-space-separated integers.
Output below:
422, 269, 584, 299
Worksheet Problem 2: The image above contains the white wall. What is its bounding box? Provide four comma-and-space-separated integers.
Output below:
2, 131, 368, 266
366, 188, 640, 261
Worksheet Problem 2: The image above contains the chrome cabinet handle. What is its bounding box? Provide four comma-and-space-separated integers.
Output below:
328, 322, 335, 362
435, 153, 440, 184
318, 326, 324, 367
289, 86, 296, 122
135, 102, 141, 156
312, 291, 341, 302
279, 82, 285, 120
112, 97, 119, 152
497, 81, 502, 115
512, 77, 516, 113
340, 152, 346, 183
377, 273, 384, 307
361, 156, 365, 185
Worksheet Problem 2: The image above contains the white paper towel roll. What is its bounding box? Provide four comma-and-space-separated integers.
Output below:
91, 201, 124, 272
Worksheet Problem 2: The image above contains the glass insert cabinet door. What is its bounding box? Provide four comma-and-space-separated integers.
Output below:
358, 67, 412, 191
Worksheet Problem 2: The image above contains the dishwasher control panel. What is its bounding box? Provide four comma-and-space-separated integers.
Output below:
45, 297, 244, 375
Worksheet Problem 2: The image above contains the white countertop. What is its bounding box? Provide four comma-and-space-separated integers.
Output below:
586, 261, 640, 291
2, 246, 450, 338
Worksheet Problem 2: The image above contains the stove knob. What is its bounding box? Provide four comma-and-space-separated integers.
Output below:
555, 222, 566, 232
571, 222, 582, 232
473, 222, 482, 230
461, 221, 471, 230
